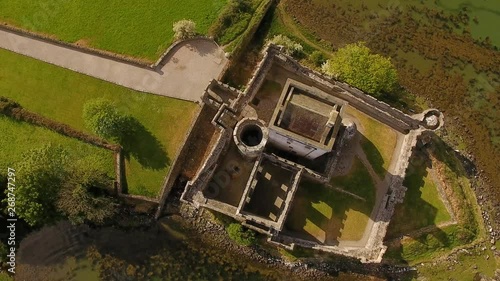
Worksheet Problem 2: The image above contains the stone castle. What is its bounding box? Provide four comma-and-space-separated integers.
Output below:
177, 44, 443, 263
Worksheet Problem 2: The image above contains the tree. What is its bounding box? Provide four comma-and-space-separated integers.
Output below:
11, 144, 68, 226
57, 185, 118, 225
82, 99, 129, 142
173, 19, 196, 40
226, 223, 256, 246
322, 42, 398, 96
57, 161, 118, 225
269, 35, 303, 56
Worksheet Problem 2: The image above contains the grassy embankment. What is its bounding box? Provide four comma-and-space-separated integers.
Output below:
0, 0, 227, 62
0, 48, 197, 197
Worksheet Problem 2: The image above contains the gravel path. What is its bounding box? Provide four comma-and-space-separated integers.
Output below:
0, 29, 228, 102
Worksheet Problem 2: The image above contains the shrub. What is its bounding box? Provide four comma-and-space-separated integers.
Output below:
209, 0, 253, 44
173, 19, 197, 40
57, 163, 118, 225
226, 223, 256, 246
309, 51, 327, 67
82, 98, 130, 142
9, 144, 68, 226
269, 35, 303, 56
0, 97, 118, 151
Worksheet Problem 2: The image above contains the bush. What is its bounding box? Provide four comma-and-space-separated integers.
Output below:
57, 163, 118, 225
226, 223, 256, 246
309, 51, 327, 67
209, 0, 253, 44
10, 144, 68, 226
82, 98, 130, 142
322, 42, 398, 97
269, 35, 303, 56
173, 19, 197, 40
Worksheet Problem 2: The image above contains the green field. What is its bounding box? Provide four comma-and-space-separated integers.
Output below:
0, 48, 198, 197
0, 0, 227, 61
286, 158, 376, 242
0, 116, 114, 179
346, 106, 398, 178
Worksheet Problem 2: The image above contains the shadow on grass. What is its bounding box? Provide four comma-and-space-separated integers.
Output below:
384, 142, 459, 264
284, 158, 376, 245
385, 149, 439, 239
120, 117, 170, 171
359, 133, 387, 178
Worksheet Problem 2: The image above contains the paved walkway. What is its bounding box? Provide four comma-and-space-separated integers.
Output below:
0, 29, 228, 102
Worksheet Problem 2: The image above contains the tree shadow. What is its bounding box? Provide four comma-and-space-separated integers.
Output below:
186, 40, 218, 57
120, 117, 170, 171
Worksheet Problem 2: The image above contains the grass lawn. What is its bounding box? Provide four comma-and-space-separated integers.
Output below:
0, 48, 198, 197
285, 158, 375, 242
0, 0, 227, 61
386, 152, 452, 239
0, 116, 114, 178
346, 106, 398, 178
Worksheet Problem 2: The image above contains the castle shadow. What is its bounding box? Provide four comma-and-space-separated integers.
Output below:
358, 134, 387, 178
383, 141, 451, 263
284, 174, 373, 246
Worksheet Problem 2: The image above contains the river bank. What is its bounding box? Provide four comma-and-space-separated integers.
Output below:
14, 196, 419, 281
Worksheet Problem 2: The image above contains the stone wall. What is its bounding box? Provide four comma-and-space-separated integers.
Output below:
181, 124, 232, 205
237, 45, 442, 263
178, 44, 443, 263
224, 0, 274, 69
267, 129, 425, 263
268, 46, 420, 133
233, 43, 276, 110
362, 130, 423, 261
